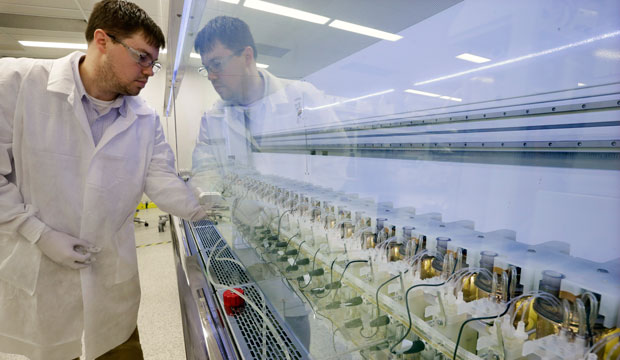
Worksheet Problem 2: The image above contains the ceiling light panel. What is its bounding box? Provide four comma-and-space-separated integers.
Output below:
456, 53, 491, 63
217, 0, 240, 4
404, 89, 440, 97
405, 89, 461, 102
329, 20, 402, 41
244, 0, 330, 24
18, 41, 87, 50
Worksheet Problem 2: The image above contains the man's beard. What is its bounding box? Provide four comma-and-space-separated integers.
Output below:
97, 58, 141, 97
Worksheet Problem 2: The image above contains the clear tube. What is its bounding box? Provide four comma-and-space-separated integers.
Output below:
205, 237, 292, 360
584, 332, 620, 358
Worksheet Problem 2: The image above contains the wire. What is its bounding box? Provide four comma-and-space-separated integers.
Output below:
390, 282, 446, 354
375, 270, 409, 317
452, 303, 511, 360
314, 255, 342, 299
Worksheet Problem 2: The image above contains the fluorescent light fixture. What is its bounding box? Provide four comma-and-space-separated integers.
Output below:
439, 95, 462, 102
166, 0, 193, 117
160, 48, 167, 54
305, 102, 340, 111
218, 0, 240, 3
244, 0, 330, 24
456, 53, 490, 63
414, 30, 620, 86
190, 52, 201, 59
404, 89, 441, 97
257, 63, 269, 69
19, 40, 87, 50
577, 82, 586, 86
405, 89, 461, 102
329, 20, 402, 41
342, 89, 394, 103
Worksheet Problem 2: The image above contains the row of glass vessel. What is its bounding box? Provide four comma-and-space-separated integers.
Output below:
218, 166, 619, 360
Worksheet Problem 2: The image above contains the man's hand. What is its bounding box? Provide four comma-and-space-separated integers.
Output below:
233, 199, 278, 227
37, 228, 100, 269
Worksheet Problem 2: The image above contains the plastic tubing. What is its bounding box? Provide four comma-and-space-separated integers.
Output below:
211, 245, 275, 360
584, 332, 620, 358
205, 238, 292, 360
390, 281, 446, 354
575, 297, 587, 337
581, 291, 599, 344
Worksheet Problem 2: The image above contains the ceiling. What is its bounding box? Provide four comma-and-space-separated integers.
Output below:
186, 0, 461, 79
0, 0, 169, 59
1, 0, 461, 80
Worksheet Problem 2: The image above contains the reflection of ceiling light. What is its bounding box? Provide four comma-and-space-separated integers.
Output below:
405, 89, 461, 102
404, 89, 440, 97
329, 20, 402, 41
456, 53, 490, 63
305, 102, 341, 111
414, 30, 620, 86
160, 49, 167, 54
342, 89, 394, 103
594, 48, 620, 60
305, 89, 394, 111
257, 63, 269, 69
244, 0, 329, 24
439, 95, 462, 102
190, 52, 200, 59
19, 40, 87, 49
578, 82, 586, 86
217, 0, 240, 4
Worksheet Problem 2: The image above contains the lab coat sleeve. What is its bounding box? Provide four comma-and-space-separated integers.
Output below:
0, 58, 46, 243
144, 116, 205, 221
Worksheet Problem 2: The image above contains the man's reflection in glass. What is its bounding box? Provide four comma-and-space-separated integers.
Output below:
189, 16, 345, 350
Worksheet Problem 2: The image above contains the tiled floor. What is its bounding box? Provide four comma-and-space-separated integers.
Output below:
0, 208, 186, 360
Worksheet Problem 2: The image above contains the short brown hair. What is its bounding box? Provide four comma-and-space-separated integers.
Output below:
194, 16, 256, 58
85, 0, 165, 48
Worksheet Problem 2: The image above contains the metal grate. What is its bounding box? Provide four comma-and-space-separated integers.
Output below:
195, 225, 227, 250
202, 247, 252, 287
194, 219, 215, 227
217, 284, 307, 360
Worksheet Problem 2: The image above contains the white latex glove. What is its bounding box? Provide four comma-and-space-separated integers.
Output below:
233, 199, 277, 227
37, 228, 101, 270
198, 191, 228, 211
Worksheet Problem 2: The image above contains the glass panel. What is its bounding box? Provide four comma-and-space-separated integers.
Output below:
172, 0, 620, 358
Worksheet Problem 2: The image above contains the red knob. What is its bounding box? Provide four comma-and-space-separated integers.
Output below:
223, 288, 245, 308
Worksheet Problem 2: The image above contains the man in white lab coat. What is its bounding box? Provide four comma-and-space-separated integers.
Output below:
0, 1, 206, 359
189, 16, 348, 350
191, 16, 340, 174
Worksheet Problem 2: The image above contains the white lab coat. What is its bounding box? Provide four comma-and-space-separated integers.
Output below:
191, 69, 341, 173
0, 52, 203, 360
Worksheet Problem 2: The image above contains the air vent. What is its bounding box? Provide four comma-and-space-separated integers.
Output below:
217, 285, 307, 359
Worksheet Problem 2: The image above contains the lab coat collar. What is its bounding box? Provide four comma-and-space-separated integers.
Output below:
218, 68, 291, 111
47, 51, 84, 97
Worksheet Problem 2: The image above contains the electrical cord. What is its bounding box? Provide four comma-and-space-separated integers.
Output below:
390, 282, 446, 354
204, 237, 292, 360
299, 245, 327, 289
452, 302, 511, 360
332, 260, 369, 299
314, 255, 342, 299
375, 270, 410, 317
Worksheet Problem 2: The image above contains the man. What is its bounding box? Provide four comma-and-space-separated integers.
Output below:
191, 15, 339, 173
189, 16, 347, 350
0, 1, 206, 359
